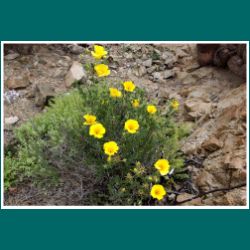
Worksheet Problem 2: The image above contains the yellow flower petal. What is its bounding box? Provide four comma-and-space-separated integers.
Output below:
147, 105, 157, 114
150, 184, 166, 200
109, 88, 122, 98
83, 114, 97, 126
123, 81, 136, 92
91, 45, 108, 59
103, 141, 119, 156
94, 64, 110, 77
89, 123, 106, 139
154, 159, 170, 176
124, 119, 139, 134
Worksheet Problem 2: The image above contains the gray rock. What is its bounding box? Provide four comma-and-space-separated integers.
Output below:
4, 53, 20, 60
152, 72, 163, 82
152, 70, 175, 82
161, 51, 177, 68
175, 48, 189, 58
5, 116, 19, 125
135, 66, 147, 77
34, 84, 55, 107
57, 59, 70, 67
162, 70, 175, 79
65, 61, 87, 87
143, 59, 152, 67
147, 65, 157, 74
168, 193, 176, 201
68, 44, 84, 54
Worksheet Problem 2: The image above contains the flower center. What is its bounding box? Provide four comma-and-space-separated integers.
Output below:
95, 128, 101, 134
155, 190, 160, 195
129, 124, 135, 130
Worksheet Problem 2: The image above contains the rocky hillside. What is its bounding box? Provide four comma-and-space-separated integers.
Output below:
4, 43, 246, 206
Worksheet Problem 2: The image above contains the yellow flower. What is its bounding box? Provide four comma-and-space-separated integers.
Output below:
94, 64, 110, 77
103, 141, 119, 157
91, 45, 108, 59
171, 99, 180, 110
124, 119, 139, 134
89, 123, 106, 139
123, 81, 136, 92
83, 114, 97, 126
109, 88, 122, 98
150, 184, 166, 200
154, 159, 170, 176
147, 105, 157, 114
132, 99, 139, 108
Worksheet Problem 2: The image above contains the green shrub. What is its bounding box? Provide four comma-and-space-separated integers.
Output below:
4, 45, 187, 205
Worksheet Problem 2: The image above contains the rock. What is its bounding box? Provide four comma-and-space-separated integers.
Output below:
195, 169, 222, 192
6, 71, 30, 89
5, 44, 33, 55
202, 137, 223, 152
176, 193, 194, 203
68, 44, 84, 54
147, 65, 157, 74
4, 53, 20, 60
183, 84, 246, 199
152, 70, 175, 83
175, 48, 189, 58
65, 61, 87, 87
162, 70, 175, 79
34, 84, 55, 107
227, 55, 246, 79
180, 197, 203, 206
226, 157, 245, 170
184, 99, 212, 119
202, 187, 246, 206
168, 193, 176, 201
53, 68, 67, 78
135, 66, 147, 77
223, 187, 246, 205
143, 59, 152, 67
197, 44, 246, 79
161, 51, 177, 68
152, 72, 162, 82
57, 59, 70, 68
124, 52, 133, 59
213, 45, 237, 67
5, 116, 19, 125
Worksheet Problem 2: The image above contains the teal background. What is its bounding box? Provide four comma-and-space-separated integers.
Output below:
0, 0, 249, 249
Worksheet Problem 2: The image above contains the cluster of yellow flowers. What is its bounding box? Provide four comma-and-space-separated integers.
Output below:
91, 45, 111, 77
150, 159, 170, 200
85, 45, 180, 202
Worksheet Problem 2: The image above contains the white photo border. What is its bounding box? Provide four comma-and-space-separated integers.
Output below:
1, 41, 249, 210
